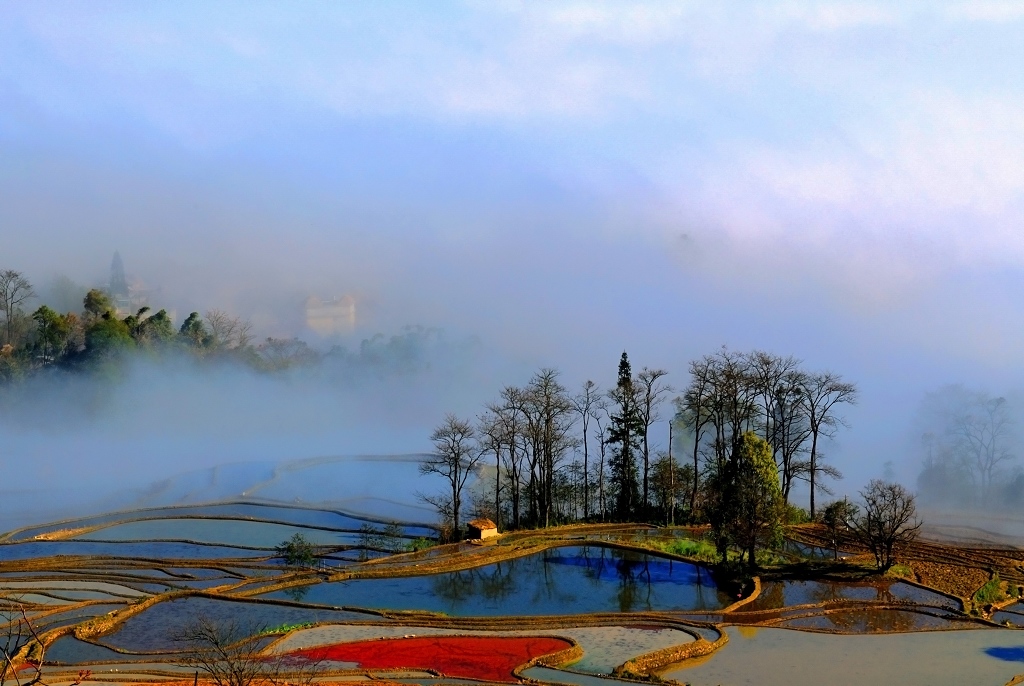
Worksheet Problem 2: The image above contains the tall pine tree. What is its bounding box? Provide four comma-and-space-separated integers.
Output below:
607, 352, 644, 520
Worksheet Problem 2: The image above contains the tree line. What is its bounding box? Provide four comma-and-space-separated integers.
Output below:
0, 268, 454, 384
423, 350, 927, 572
917, 384, 1022, 509
422, 349, 858, 546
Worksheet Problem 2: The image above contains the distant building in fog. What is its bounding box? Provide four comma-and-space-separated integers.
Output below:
108, 251, 159, 317
109, 251, 131, 314
304, 295, 356, 335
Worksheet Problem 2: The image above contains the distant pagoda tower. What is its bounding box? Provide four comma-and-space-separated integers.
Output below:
110, 251, 129, 298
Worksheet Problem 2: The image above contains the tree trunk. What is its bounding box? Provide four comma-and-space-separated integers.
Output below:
668, 421, 675, 526
642, 429, 650, 519
493, 447, 501, 530
809, 428, 819, 519
582, 421, 590, 521
452, 477, 461, 541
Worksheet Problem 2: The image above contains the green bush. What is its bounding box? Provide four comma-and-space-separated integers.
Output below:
975, 574, 1005, 605
406, 537, 434, 552
275, 533, 317, 568
784, 504, 811, 524
654, 537, 719, 563
258, 622, 313, 636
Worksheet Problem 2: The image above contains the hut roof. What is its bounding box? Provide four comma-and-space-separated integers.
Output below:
468, 518, 497, 530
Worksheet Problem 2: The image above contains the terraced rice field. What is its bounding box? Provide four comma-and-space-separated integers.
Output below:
3, 503, 1024, 686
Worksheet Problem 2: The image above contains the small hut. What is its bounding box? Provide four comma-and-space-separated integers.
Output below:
466, 518, 499, 540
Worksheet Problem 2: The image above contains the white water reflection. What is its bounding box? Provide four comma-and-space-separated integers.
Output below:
664, 626, 1024, 686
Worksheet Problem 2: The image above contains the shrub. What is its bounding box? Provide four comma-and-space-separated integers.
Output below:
275, 533, 317, 568
258, 622, 313, 636
653, 537, 719, 563
784, 504, 811, 524
975, 575, 1006, 605
406, 537, 434, 553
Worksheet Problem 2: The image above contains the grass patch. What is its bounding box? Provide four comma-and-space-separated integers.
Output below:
258, 622, 314, 636
648, 537, 719, 563
887, 563, 913, 579
754, 549, 787, 566
974, 574, 1006, 605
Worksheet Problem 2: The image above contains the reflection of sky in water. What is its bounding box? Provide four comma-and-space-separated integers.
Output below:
1, 456, 436, 535
665, 627, 1024, 686
741, 580, 958, 612
99, 597, 368, 652
781, 609, 970, 632
0, 540, 266, 561
76, 519, 366, 547
262, 545, 729, 615
546, 550, 715, 587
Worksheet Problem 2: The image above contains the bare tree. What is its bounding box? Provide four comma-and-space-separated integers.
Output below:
523, 369, 576, 527
591, 399, 610, 520
206, 310, 254, 350
679, 355, 715, 519
636, 367, 671, 517
749, 351, 800, 446
917, 386, 1016, 506
420, 414, 483, 539
850, 480, 921, 571
0, 271, 35, 346
704, 348, 760, 473
491, 386, 528, 529
748, 352, 813, 502
572, 380, 601, 520
477, 409, 504, 530
951, 391, 1014, 500
772, 369, 812, 504
175, 616, 321, 686
2, 601, 44, 686
256, 338, 320, 370
800, 371, 857, 518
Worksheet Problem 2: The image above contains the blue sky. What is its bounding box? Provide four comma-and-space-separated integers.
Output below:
3, 1, 1024, 501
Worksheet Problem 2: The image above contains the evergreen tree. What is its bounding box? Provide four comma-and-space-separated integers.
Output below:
179, 312, 211, 348
606, 352, 644, 520
31, 305, 71, 363
84, 311, 134, 359
707, 431, 784, 568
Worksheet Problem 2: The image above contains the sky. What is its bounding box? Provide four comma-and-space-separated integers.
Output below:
2, 1, 1024, 524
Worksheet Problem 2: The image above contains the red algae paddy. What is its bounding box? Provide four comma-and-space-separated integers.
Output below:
288, 635, 572, 682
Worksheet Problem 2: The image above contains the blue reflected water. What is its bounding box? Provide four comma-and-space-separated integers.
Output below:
261, 545, 729, 615
0, 540, 267, 561
5, 502, 435, 542
985, 646, 1024, 663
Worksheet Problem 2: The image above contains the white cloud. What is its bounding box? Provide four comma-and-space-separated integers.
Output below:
946, 0, 1024, 23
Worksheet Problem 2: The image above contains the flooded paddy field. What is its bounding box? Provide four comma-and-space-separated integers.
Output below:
260, 544, 729, 615
3, 504, 1024, 686
739, 578, 961, 613
98, 597, 375, 652
2, 502, 436, 543
664, 625, 1024, 686
0, 540, 274, 561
